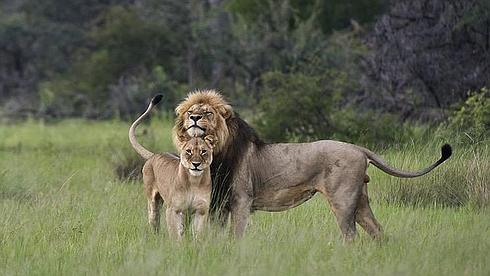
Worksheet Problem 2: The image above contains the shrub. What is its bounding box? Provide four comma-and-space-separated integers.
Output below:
254, 71, 344, 142
111, 147, 145, 181
40, 66, 186, 118
110, 121, 160, 181
446, 87, 489, 140
254, 71, 418, 146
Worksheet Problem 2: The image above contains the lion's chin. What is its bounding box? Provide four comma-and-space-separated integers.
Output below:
187, 127, 205, 137
189, 169, 203, 176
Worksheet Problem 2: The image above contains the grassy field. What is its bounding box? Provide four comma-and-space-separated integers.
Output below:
1, 119, 489, 275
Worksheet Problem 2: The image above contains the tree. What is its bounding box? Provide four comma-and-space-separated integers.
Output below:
363, 0, 490, 120
0, 0, 129, 117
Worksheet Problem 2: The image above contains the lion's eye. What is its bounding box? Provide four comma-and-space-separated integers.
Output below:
186, 149, 192, 155
206, 112, 213, 117
201, 149, 207, 155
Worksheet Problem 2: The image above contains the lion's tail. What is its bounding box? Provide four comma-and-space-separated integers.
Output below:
128, 95, 163, 160
359, 144, 452, 178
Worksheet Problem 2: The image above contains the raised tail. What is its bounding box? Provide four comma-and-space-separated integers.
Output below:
360, 144, 452, 178
128, 95, 163, 160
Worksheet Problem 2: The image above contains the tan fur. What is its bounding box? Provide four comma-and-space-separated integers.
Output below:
129, 97, 216, 240
143, 136, 215, 240
172, 89, 232, 153
173, 90, 451, 242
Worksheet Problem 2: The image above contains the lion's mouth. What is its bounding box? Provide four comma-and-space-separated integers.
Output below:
187, 125, 206, 132
189, 167, 203, 176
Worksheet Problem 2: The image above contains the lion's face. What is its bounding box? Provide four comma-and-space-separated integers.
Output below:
173, 90, 233, 153
183, 103, 219, 137
180, 135, 215, 176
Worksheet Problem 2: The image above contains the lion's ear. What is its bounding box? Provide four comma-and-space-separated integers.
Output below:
204, 135, 217, 149
175, 104, 184, 117
218, 104, 233, 119
174, 133, 188, 150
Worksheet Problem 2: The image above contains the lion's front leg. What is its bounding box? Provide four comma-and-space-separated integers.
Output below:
230, 194, 252, 238
192, 199, 210, 238
192, 210, 209, 238
165, 207, 184, 241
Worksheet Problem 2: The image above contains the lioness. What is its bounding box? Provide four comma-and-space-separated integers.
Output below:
129, 95, 216, 240
173, 90, 452, 241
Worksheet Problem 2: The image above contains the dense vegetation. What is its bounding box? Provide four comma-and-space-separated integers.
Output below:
1, 0, 489, 144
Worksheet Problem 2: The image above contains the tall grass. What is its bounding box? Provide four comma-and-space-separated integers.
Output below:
0, 120, 489, 275
368, 137, 489, 208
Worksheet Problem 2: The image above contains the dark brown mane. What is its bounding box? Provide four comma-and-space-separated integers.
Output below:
209, 115, 264, 221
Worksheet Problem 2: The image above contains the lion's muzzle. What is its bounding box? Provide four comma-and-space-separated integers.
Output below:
186, 125, 206, 137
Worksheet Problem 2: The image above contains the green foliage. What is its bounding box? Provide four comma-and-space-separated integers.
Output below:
110, 115, 172, 180
446, 87, 490, 140
255, 71, 344, 142
74, 5, 173, 101
227, 0, 387, 33
330, 109, 420, 146
255, 71, 417, 145
89, 5, 173, 70
39, 79, 85, 117
142, 66, 189, 113
1, 0, 485, 142
33, 4, 180, 117
40, 65, 186, 118
254, 30, 415, 146
0, 7, 83, 109
21, 0, 127, 26
317, 0, 388, 32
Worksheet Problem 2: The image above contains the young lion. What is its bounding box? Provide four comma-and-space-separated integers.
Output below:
129, 95, 216, 240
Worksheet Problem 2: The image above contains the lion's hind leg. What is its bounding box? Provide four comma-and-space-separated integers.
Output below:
317, 179, 361, 243
355, 183, 383, 239
148, 191, 163, 233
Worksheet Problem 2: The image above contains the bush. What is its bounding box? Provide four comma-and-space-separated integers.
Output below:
446, 87, 489, 140
110, 126, 158, 181
254, 71, 344, 142
254, 70, 418, 146
330, 109, 421, 147
40, 66, 186, 118
108, 66, 188, 119
37, 5, 181, 118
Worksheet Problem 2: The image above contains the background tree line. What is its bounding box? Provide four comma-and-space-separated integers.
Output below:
0, 0, 489, 143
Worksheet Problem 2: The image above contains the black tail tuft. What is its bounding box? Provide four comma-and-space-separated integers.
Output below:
151, 94, 163, 105
440, 144, 452, 161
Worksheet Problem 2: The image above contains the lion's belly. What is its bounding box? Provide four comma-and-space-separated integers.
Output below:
251, 185, 317, 212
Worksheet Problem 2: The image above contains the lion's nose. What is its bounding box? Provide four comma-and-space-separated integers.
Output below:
192, 162, 201, 168
190, 115, 202, 122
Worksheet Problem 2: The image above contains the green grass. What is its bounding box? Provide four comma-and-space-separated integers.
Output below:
1, 119, 489, 275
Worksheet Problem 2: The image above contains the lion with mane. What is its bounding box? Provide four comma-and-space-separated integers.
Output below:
172, 89, 452, 241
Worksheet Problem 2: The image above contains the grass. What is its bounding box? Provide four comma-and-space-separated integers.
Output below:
368, 138, 490, 208
0, 119, 489, 275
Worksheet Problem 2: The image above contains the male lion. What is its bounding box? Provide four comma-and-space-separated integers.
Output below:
130, 95, 216, 240
173, 90, 452, 241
